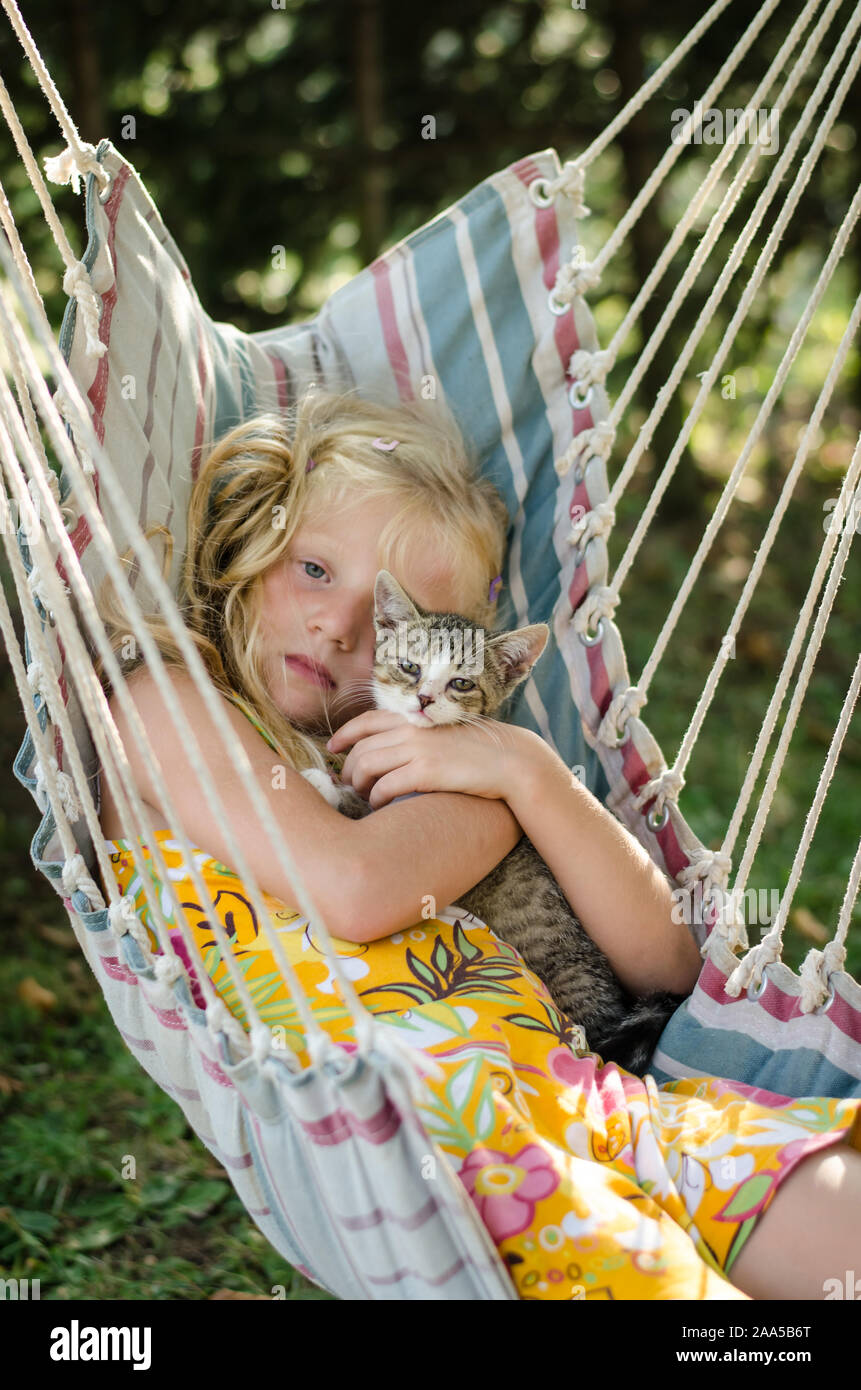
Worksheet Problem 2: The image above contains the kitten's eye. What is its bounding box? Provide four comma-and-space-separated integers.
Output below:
302, 561, 326, 579
449, 677, 476, 693
399, 660, 420, 677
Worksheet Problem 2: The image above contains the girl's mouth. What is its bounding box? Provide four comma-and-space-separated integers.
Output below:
284, 655, 335, 689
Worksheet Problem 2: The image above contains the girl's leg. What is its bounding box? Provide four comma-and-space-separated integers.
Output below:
729, 1139, 861, 1300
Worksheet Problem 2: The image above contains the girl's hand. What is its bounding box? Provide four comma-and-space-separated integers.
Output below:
326, 710, 538, 810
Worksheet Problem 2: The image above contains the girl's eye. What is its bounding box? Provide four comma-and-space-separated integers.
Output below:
302, 561, 326, 580
449, 677, 475, 692
399, 660, 420, 677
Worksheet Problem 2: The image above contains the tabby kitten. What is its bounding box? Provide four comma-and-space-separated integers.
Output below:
310, 570, 687, 1075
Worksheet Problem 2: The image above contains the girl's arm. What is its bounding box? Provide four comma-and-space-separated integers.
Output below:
331, 713, 702, 996
109, 669, 522, 943
501, 733, 701, 997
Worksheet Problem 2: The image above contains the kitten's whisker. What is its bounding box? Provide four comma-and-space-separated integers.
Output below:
456, 711, 506, 753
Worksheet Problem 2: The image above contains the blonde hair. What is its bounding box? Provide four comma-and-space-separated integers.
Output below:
94, 385, 510, 773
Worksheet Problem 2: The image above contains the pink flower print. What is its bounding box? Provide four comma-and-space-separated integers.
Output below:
547, 1046, 587, 1086
459, 1144, 561, 1241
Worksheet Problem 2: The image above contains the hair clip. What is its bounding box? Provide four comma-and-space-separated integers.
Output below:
305, 457, 317, 472
372, 438, 399, 452
488, 575, 503, 602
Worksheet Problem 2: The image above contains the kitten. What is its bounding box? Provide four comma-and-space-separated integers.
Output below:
307, 570, 687, 1075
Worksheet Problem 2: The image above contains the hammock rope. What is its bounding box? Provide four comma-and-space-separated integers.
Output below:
0, 0, 858, 1076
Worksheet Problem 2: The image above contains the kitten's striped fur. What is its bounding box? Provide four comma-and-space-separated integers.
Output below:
365, 570, 686, 1076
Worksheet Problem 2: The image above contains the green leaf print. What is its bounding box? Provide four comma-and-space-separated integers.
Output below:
719, 1172, 774, 1221
504, 1012, 558, 1033
431, 938, 453, 976
725, 1214, 759, 1275
405, 949, 440, 990
364, 982, 436, 1007
452, 921, 481, 961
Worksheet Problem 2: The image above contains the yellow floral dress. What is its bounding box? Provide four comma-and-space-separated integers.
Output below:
101, 693, 861, 1301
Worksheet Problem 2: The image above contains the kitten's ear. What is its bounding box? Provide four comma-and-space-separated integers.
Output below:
487, 623, 550, 693
374, 569, 421, 631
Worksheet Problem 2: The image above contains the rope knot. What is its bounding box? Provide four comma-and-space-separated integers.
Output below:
725, 937, 782, 998
108, 894, 151, 950
555, 420, 617, 477
568, 499, 615, 549
61, 259, 107, 361
553, 161, 591, 217
44, 143, 110, 197
206, 996, 251, 1054
61, 852, 103, 908
798, 939, 847, 1013
596, 685, 647, 745
571, 583, 618, 639
34, 751, 81, 823
632, 766, 685, 817
567, 348, 614, 389
553, 257, 602, 307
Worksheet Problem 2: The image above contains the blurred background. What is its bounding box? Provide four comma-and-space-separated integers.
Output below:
0, 0, 858, 1299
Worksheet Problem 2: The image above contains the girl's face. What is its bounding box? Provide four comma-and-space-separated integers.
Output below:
258, 494, 465, 734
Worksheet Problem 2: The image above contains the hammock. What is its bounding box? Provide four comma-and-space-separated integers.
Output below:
1, 0, 859, 1299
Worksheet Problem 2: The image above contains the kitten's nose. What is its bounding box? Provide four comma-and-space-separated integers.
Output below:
418, 693, 434, 710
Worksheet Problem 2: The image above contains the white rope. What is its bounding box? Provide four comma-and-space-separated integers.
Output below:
546, 0, 741, 193
0, 232, 385, 1065
0, 71, 106, 360
0, 0, 110, 194
609, 0, 861, 594
559, 0, 826, 447
547, 0, 787, 301
726, 652, 861, 998
581, 9, 861, 766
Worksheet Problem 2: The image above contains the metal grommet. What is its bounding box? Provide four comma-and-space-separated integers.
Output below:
578, 615, 604, 646
812, 981, 837, 1016
97, 171, 113, 205
529, 177, 555, 208
646, 802, 670, 832
568, 380, 594, 411
548, 290, 571, 317
573, 465, 584, 486
746, 973, 769, 1002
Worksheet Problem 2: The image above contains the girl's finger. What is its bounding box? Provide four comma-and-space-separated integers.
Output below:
345, 746, 414, 797
339, 728, 412, 782
328, 709, 410, 751
367, 766, 425, 809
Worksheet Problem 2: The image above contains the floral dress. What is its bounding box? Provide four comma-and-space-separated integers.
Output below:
101, 693, 861, 1301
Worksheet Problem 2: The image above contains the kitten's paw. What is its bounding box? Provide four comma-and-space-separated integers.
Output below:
336, 785, 373, 820
301, 767, 342, 808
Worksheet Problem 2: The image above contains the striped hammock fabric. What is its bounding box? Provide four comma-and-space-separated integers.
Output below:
6, 23, 860, 1288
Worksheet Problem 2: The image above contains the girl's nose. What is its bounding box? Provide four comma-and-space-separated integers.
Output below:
312, 590, 372, 652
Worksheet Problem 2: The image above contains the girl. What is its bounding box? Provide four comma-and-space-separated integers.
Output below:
96, 385, 861, 1302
